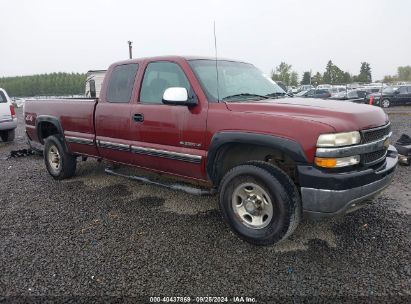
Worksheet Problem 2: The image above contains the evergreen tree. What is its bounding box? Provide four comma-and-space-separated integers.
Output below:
312, 72, 323, 85
0, 72, 86, 97
323, 60, 333, 84
301, 72, 311, 85
357, 62, 372, 83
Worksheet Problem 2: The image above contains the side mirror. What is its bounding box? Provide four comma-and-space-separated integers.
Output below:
162, 87, 197, 106
394, 90, 400, 95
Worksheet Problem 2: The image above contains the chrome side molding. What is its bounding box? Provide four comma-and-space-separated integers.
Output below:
98, 140, 130, 151
65, 136, 95, 146
131, 146, 202, 164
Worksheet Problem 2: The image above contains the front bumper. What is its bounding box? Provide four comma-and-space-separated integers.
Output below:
299, 145, 398, 218
0, 118, 17, 131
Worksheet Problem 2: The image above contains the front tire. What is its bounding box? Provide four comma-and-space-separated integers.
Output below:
1, 129, 15, 142
44, 135, 77, 180
381, 99, 391, 108
218, 162, 301, 246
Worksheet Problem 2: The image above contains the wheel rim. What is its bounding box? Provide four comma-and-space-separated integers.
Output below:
48, 145, 61, 170
382, 99, 390, 108
231, 182, 273, 229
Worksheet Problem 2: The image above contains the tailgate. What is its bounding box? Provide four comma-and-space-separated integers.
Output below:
0, 93, 11, 122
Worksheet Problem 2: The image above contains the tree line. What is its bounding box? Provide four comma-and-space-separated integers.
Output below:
383, 66, 411, 83
272, 60, 373, 87
0, 73, 86, 97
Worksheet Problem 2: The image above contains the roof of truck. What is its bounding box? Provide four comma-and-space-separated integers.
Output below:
110, 55, 248, 66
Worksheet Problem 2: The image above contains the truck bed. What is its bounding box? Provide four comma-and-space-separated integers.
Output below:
25, 98, 99, 156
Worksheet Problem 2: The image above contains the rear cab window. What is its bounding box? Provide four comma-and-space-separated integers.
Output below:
106, 64, 138, 103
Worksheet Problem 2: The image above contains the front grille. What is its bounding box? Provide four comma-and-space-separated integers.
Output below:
361, 123, 391, 143
361, 149, 387, 165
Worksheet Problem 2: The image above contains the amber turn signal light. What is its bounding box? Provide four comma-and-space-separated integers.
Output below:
315, 157, 337, 168
315, 155, 360, 168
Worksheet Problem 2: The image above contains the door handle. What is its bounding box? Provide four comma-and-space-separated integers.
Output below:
133, 113, 144, 122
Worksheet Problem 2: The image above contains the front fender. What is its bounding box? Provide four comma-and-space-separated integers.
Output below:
206, 132, 308, 182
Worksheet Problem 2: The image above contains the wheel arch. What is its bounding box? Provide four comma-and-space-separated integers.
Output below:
206, 132, 308, 184
36, 115, 64, 144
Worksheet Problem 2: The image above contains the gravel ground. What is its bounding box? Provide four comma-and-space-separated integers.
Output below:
0, 107, 410, 302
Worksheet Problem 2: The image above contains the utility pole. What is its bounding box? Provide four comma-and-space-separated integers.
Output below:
127, 41, 133, 59
309, 69, 312, 86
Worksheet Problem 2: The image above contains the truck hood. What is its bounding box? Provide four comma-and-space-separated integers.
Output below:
225, 97, 389, 132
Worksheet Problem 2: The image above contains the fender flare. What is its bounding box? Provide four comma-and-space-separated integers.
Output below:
206, 132, 308, 182
36, 115, 64, 144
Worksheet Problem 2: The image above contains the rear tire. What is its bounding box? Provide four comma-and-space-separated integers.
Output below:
218, 162, 301, 246
44, 135, 77, 180
1, 129, 15, 142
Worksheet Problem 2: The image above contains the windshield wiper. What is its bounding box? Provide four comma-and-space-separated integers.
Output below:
265, 92, 287, 97
222, 93, 269, 101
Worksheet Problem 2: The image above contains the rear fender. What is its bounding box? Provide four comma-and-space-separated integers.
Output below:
36, 115, 64, 145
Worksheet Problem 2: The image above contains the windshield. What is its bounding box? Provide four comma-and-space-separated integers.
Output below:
383, 86, 398, 93
188, 60, 285, 102
347, 91, 359, 98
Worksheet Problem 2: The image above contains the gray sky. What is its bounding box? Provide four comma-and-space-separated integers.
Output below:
1, 0, 410, 80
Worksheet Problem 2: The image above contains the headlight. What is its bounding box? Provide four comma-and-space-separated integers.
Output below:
317, 131, 361, 147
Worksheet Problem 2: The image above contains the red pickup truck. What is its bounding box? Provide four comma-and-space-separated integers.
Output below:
24, 56, 398, 245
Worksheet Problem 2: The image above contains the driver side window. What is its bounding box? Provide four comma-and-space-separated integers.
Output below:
140, 62, 191, 104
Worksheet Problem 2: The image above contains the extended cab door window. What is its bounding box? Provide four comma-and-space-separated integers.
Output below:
106, 64, 138, 103
139, 62, 191, 104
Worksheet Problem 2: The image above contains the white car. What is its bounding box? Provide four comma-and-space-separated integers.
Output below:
0, 88, 17, 142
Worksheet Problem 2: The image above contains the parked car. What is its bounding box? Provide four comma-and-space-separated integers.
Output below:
364, 86, 383, 94
0, 88, 17, 142
329, 89, 368, 103
317, 84, 332, 89
24, 56, 398, 245
329, 86, 347, 95
366, 85, 411, 108
296, 85, 314, 93
296, 88, 331, 99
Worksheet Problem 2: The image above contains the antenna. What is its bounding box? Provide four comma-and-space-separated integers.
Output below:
213, 21, 220, 102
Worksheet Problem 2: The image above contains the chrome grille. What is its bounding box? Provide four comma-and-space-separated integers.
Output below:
361, 149, 387, 166
361, 123, 391, 143
360, 123, 391, 166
